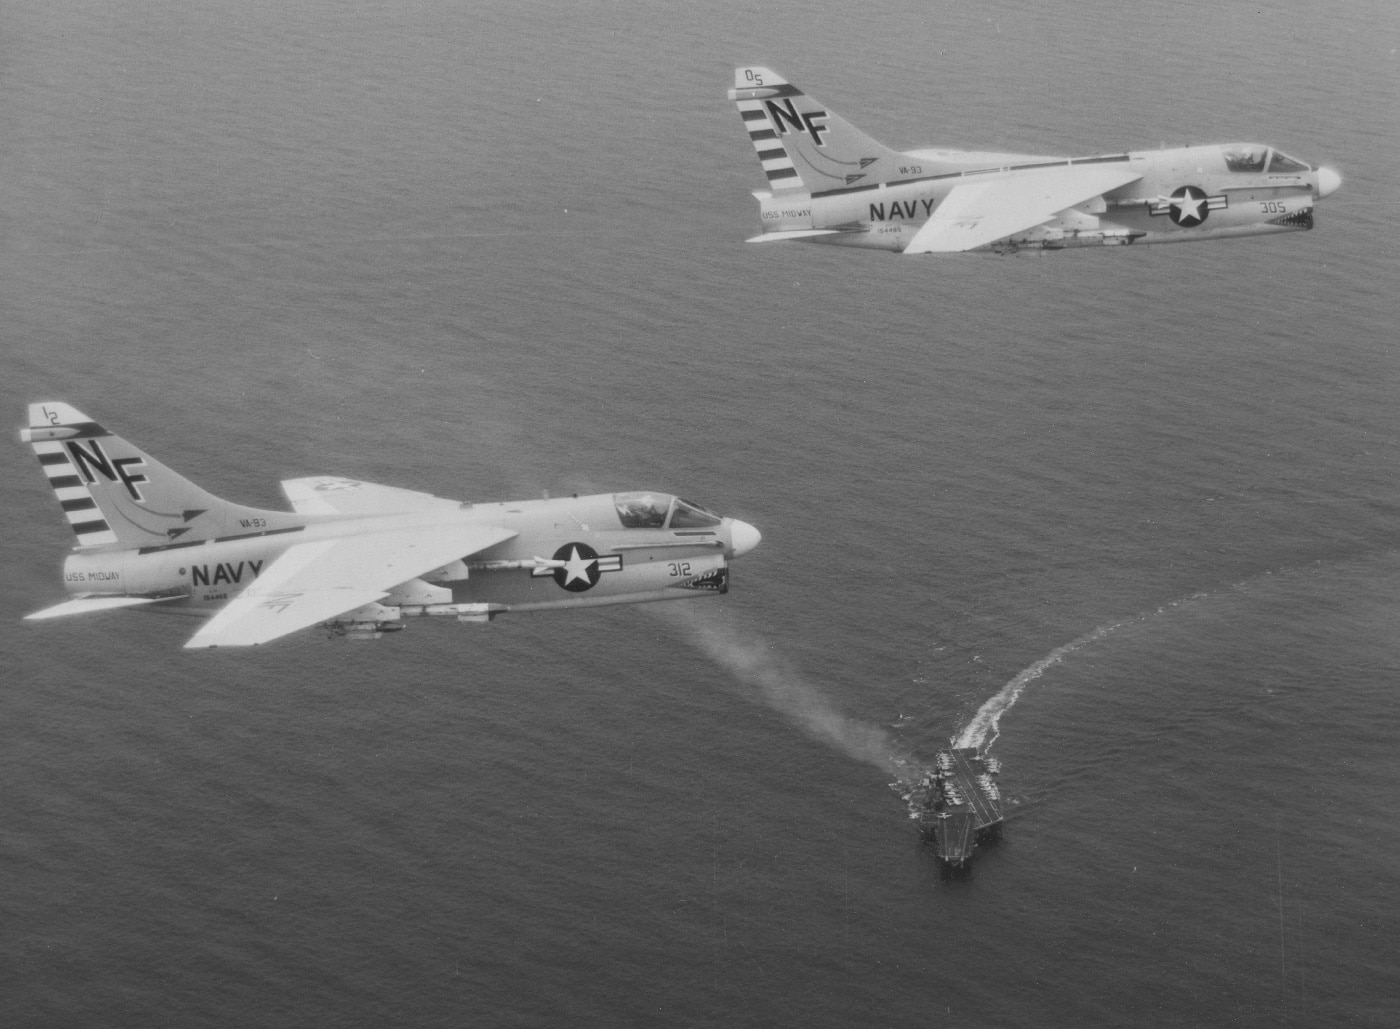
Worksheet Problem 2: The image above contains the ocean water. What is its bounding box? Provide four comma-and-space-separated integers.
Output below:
2, 1, 1398, 1026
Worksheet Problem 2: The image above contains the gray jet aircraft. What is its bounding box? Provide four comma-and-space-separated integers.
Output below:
729, 66, 1341, 254
21, 402, 760, 648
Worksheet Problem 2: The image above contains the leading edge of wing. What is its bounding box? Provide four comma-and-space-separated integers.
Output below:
183, 523, 517, 648
903, 164, 1142, 254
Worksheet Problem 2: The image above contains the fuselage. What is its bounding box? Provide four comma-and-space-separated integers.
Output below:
757, 142, 1337, 253
61, 491, 757, 620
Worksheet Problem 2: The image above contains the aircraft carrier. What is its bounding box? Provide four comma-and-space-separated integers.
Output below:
895, 747, 1004, 867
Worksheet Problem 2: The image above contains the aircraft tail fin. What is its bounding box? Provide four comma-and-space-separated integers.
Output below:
21, 402, 305, 550
729, 67, 906, 194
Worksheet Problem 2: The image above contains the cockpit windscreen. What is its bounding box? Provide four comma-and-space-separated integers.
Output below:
613, 493, 723, 529
669, 499, 722, 529
1267, 150, 1310, 173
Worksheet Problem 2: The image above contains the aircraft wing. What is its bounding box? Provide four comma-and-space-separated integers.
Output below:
281, 476, 463, 515
183, 523, 516, 648
904, 165, 1142, 254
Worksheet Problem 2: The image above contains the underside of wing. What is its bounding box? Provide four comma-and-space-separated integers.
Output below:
184, 523, 516, 648
281, 476, 464, 515
904, 165, 1142, 254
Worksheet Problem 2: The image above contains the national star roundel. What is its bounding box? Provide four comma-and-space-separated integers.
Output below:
1167, 185, 1211, 227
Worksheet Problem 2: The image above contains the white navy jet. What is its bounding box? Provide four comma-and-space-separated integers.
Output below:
729, 67, 1341, 255
20, 402, 761, 648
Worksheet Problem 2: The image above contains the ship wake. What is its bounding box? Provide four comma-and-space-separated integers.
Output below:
955, 623, 1121, 752
955, 590, 1215, 752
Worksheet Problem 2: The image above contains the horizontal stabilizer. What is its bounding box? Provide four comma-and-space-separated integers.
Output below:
25, 595, 181, 620
745, 229, 844, 243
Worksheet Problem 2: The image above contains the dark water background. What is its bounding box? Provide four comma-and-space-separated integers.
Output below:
2, 2, 1398, 1025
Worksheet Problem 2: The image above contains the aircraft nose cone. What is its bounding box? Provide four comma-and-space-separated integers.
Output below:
1316, 166, 1341, 199
727, 519, 761, 558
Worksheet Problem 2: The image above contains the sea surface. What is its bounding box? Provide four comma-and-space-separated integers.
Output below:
2, 2, 1398, 1026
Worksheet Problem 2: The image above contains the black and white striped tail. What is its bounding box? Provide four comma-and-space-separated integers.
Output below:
22, 404, 119, 547
729, 69, 804, 191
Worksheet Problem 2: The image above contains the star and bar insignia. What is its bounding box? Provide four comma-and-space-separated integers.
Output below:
531, 542, 623, 592
1150, 185, 1228, 227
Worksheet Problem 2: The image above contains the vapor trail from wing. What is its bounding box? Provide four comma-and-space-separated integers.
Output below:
651, 605, 912, 777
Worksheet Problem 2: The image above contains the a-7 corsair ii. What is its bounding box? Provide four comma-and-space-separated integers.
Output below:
20, 402, 761, 648
729, 66, 1341, 255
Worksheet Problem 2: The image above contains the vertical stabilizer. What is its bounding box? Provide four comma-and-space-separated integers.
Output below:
21, 402, 305, 549
728, 67, 906, 194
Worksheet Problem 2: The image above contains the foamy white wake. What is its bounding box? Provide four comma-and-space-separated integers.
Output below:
649, 604, 913, 776
954, 623, 1120, 751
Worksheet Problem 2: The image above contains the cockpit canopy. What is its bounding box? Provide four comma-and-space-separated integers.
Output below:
613, 492, 722, 529
1223, 146, 1311, 174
